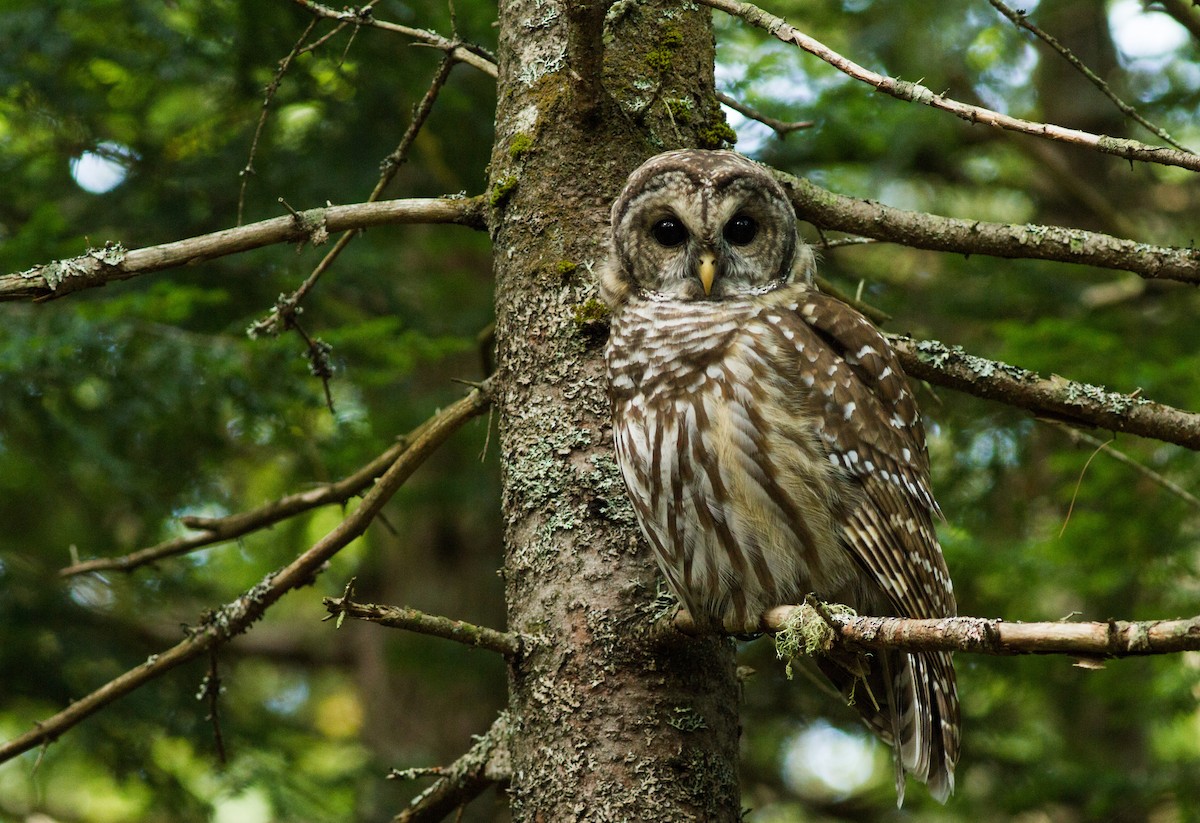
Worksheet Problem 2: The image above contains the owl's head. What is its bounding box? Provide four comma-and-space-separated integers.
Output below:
600, 150, 813, 306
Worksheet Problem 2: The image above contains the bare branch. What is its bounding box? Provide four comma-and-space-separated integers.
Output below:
1044, 420, 1200, 511
777, 172, 1200, 284
0, 380, 493, 766
987, 0, 1192, 153
1, 197, 487, 303
890, 335, 1200, 451
673, 604, 1200, 657
702, 0, 1200, 173
61, 427, 435, 577
249, 56, 460, 338
290, 0, 499, 78
392, 714, 511, 823
238, 19, 319, 225
715, 90, 814, 137
324, 595, 522, 656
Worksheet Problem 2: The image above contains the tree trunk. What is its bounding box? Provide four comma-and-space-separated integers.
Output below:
489, 1, 743, 818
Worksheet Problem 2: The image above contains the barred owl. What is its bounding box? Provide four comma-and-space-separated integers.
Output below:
601, 150, 959, 803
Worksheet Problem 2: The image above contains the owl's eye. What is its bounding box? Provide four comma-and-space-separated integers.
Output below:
723, 214, 758, 245
651, 217, 688, 247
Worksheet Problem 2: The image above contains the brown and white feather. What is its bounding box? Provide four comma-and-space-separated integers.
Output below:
603, 150, 959, 804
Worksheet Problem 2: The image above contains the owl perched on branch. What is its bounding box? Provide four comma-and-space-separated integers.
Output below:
601, 150, 959, 803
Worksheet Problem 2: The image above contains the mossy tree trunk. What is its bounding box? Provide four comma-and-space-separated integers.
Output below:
488, 0, 743, 818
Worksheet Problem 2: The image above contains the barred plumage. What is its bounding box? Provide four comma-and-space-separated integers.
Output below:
601, 150, 959, 804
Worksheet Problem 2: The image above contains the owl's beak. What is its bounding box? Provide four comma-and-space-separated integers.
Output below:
698, 251, 717, 295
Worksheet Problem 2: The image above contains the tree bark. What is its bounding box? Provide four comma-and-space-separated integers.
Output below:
489, 0, 743, 818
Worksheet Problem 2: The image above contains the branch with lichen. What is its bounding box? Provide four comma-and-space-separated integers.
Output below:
701, 0, 1200, 173
1, 197, 487, 303
777, 172, 1200, 284
673, 602, 1200, 658
0, 381, 493, 767
324, 587, 522, 656
392, 713, 512, 823
889, 336, 1200, 451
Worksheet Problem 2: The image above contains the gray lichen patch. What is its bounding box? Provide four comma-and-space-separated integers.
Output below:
28, 241, 128, 291
1056, 374, 1152, 415
587, 453, 638, 528
913, 338, 1036, 383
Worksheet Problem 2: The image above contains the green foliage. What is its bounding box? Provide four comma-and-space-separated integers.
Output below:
0, 1, 500, 820
2, 0, 1200, 821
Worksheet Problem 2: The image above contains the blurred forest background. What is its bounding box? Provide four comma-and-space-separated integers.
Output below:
1, 0, 1199, 820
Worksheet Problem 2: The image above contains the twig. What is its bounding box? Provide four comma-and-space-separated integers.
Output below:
674, 606, 1200, 657
290, 0, 498, 78
701, 0, 1200, 173
291, 320, 336, 412
249, 56, 459, 338
393, 714, 511, 823
237, 20, 318, 226
202, 649, 227, 765
1045, 420, 1200, 511
775, 171, 1200, 284
295, 0, 383, 57
61, 438, 409, 576
815, 236, 879, 251
0, 380, 493, 765
888, 335, 1200, 452
61, 384, 496, 576
323, 596, 522, 656
1058, 433, 1113, 537
987, 0, 1192, 153
2, 197, 488, 303
715, 90, 813, 137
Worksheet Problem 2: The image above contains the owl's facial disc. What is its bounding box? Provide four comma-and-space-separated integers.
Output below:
605, 150, 810, 304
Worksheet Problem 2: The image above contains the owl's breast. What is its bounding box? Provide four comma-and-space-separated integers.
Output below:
605, 299, 753, 405
605, 297, 863, 631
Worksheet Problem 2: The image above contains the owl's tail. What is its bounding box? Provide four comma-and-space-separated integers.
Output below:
819, 648, 959, 806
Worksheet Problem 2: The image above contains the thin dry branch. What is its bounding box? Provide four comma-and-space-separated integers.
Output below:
238, 19, 319, 225
702, 0, 1200, 173
2, 197, 487, 303
393, 714, 511, 823
324, 596, 522, 656
1045, 420, 1200, 511
60, 426, 442, 576
715, 90, 814, 137
291, 0, 498, 78
673, 605, 1200, 657
890, 335, 1200, 451
249, 56, 460, 338
0, 381, 493, 766
778, 172, 1200, 284
987, 0, 1192, 153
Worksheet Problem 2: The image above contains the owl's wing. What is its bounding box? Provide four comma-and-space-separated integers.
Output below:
776, 288, 955, 620
772, 288, 960, 802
